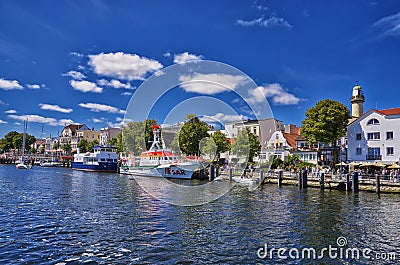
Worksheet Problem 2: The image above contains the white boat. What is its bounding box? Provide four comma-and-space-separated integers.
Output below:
40, 161, 63, 167
120, 124, 199, 179
72, 145, 119, 172
16, 119, 31, 170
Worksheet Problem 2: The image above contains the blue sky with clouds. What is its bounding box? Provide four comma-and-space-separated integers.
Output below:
1, 0, 400, 138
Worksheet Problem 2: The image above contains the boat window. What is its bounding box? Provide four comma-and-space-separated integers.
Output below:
100, 158, 106, 162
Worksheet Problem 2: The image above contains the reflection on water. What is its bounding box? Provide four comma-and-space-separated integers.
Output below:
0, 165, 399, 264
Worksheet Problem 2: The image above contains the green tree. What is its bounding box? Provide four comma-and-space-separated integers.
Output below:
10, 133, 35, 153
178, 114, 210, 156
231, 128, 261, 162
121, 120, 156, 155
87, 139, 99, 152
170, 133, 181, 154
77, 138, 89, 153
108, 137, 117, 146
283, 154, 300, 168
116, 132, 123, 153
62, 143, 72, 154
40, 146, 45, 154
53, 142, 60, 150
200, 137, 217, 160
0, 131, 20, 151
30, 147, 36, 154
301, 99, 350, 166
210, 130, 230, 160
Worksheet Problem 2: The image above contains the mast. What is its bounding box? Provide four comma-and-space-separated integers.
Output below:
21, 119, 27, 161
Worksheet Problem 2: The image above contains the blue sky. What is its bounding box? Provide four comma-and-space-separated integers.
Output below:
1, 0, 400, 138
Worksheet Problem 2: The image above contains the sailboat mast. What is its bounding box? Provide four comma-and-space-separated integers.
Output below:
21, 119, 27, 159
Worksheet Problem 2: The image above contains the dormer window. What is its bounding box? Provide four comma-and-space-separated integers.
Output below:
367, 118, 379, 125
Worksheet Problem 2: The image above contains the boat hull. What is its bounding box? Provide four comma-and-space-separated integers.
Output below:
120, 164, 194, 179
71, 162, 118, 172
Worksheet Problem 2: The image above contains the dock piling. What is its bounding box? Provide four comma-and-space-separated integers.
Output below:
346, 174, 352, 191
229, 168, 233, 181
375, 174, 380, 194
278, 170, 283, 187
352, 171, 359, 192
209, 164, 215, 181
320, 173, 325, 190
301, 169, 308, 189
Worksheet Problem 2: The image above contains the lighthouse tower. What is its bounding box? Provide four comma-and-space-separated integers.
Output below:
350, 82, 365, 118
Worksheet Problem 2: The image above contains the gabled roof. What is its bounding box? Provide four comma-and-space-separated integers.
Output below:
63, 124, 87, 133
282, 133, 299, 149
375, 107, 400, 116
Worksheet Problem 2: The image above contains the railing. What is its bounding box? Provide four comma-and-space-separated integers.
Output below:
366, 154, 382, 160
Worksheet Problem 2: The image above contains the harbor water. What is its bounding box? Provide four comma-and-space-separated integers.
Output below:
0, 165, 399, 264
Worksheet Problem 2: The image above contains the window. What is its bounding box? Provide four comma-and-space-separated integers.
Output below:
367, 118, 380, 125
387, 131, 394, 140
368, 147, 380, 156
356, 148, 362, 155
387, 147, 394, 156
254, 127, 257, 134
356, 133, 362, 141
367, 132, 380, 140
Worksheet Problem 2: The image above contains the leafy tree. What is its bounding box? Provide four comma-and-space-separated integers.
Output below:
53, 142, 60, 150
210, 130, 230, 160
87, 139, 99, 152
0, 131, 19, 151
271, 157, 284, 169
231, 128, 261, 162
108, 137, 117, 146
116, 132, 123, 153
62, 143, 72, 154
40, 146, 45, 154
283, 154, 300, 168
170, 133, 181, 154
77, 138, 89, 153
200, 137, 217, 160
30, 147, 36, 154
178, 114, 210, 156
301, 99, 350, 166
121, 120, 156, 155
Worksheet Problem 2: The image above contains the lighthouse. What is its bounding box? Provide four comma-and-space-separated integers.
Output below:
350, 82, 365, 118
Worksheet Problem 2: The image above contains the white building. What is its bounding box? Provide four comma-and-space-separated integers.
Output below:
100, 127, 122, 145
348, 108, 400, 163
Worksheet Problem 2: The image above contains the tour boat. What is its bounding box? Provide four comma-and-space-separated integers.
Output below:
120, 124, 199, 179
71, 145, 119, 172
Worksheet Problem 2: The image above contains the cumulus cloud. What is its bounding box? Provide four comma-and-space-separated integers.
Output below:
4, 109, 16, 114
201, 113, 250, 123
39, 103, 73, 113
26, 84, 41, 89
63, 70, 86, 80
0, 78, 23, 90
88, 52, 163, 80
236, 16, 293, 30
78, 102, 124, 114
8, 114, 75, 126
97, 79, 132, 89
179, 73, 248, 95
0, 119, 7, 124
246, 83, 302, 105
173, 52, 203, 64
70, 51, 84, 57
70, 80, 103, 93
92, 117, 106, 123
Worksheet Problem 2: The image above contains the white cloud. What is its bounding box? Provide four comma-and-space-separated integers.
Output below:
78, 102, 123, 114
0, 78, 23, 90
247, 83, 302, 105
63, 70, 86, 80
70, 80, 103, 93
26, 84, 41, 89
179, 73, 248, 95
0, 119, 7, 124
88, 52, 163, 80
163, 51, 171, 57
97, 79, 132, 89
372, 12, 400, 38
0, 100, 6, 105
39, 103, 73, 113
70, 51, 84, 57
201, 113, 250, 123
8, 114, 75, 126
4, 109, 16, 114
236, 16, 293, 30
92, 117, 106, 123
121, 91, 132, 96
173, 52, 203, 64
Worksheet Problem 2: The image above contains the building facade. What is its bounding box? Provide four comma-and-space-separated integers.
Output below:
348, 108, 400, 163
99, 127, 122, 145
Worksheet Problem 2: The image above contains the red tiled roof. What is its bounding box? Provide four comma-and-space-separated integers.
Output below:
282, 133, 299, 149
375, 108, 400, 116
